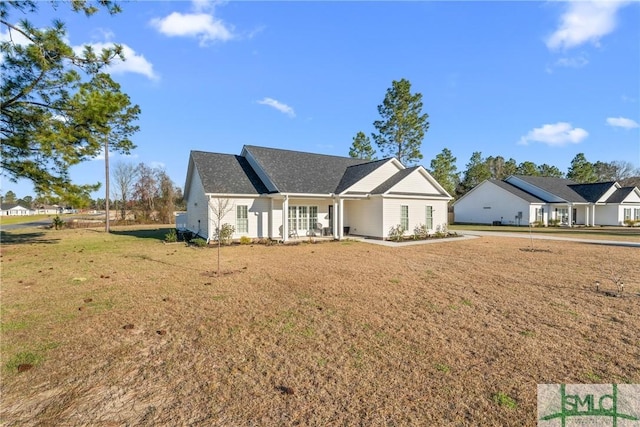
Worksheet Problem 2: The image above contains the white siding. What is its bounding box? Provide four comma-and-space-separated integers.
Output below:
597, 184, 619, 203
389, 169, 442, 195
344, 198, 382, 237
184, 169, 209, 238
596, 205, 621, 226
382, 198, 449, 238
346, 161, 400, 193
215, 198, 270, 239
454, 181, 535, 225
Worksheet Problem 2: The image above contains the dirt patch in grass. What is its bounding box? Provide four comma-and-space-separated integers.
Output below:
1, 227, 638, 425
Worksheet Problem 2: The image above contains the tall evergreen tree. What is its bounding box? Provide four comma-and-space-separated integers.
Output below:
516, 161, 540, 176
1, 1, 140, 197
537, 164, 564, 178
567, 153, 597, 183
458, 151, 491, 196
372, 78, 429, 165
348, 131, 376, 160
429, 148, 459, 197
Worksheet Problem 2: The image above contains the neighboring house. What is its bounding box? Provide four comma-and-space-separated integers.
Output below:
453, 175, 640, 227
183, 145, 453, 241
0, 203, 33, 216
34, 205, 62, 215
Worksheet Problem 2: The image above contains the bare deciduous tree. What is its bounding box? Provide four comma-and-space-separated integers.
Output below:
112, 161, 138, 221
209, 197, 234, 276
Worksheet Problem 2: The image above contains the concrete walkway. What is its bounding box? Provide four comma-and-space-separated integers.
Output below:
349, 230, 639, 248
455, 229, 640, 248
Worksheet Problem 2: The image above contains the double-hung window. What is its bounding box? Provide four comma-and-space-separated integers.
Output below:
623, 208, 631, 221
425, 206, 433, 229
400, 205, 409, 230
634, 208, 640, 221
236, 205, 248, 233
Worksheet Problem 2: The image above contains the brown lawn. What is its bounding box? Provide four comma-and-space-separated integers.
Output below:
1, 226, 638, 426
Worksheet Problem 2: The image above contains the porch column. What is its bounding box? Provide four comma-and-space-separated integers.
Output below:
333, 199, 339, 239
282, 196, 289, 242
568, 204, 573, 227
268, 198, 273, 238
338, 198, 344, 240
584, 206, 590, 226
591, 205, 596, 226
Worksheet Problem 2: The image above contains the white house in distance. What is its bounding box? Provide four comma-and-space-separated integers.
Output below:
0, 203, 33, 216
453, 175, 640, 227
183, 145, 453, 241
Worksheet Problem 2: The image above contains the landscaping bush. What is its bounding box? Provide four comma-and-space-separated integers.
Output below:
388, 224, 405, 242
239, 236, 252, 245
191, 238, 208, 247
165, 229, 178, 243
413, 223, 429, 239
215, 223, 235, 245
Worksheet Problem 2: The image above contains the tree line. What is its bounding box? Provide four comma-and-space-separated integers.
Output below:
350, 78, 639, 200
1, 162, 185, 223
430, 151, 639, 199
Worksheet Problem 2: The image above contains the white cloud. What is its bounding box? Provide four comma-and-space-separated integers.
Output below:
74, 42, 159, 81
518, 122, 588, 147
555, 55, 589, 68
150, 161, 166, 169
546, 1, 630, 50
606, 117, 639, 129
149, 12, 234, 45
257, 97, 296, 118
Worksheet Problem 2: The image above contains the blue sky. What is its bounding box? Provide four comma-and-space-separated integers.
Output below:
2, 0, 639, 199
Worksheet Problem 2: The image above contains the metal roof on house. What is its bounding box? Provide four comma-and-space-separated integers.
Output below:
190, 151, 269, 194
511, 175, 587, 203
489, 179, 546, 203
606, 187, 636, 203
335, 159, 391, 194
243, 145, 369, 194
568, 182, 616, 203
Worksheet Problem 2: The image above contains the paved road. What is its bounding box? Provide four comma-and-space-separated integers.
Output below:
0, 219, 53, 232
457, 229, 640, 248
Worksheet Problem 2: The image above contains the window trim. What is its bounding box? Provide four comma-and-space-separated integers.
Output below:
236, 205, 248, 233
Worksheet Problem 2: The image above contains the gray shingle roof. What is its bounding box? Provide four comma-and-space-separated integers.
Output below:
606, 187, 635, 203
335, 159, 391, 194
511, 175, 587, 202
568, 182, 616, 202
190, 151, 269, 194
489, 179, 545, 203
244, 145, 369, 193
371, 167, 419, 194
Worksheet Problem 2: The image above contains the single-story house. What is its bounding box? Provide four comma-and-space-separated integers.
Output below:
0, 203, 34, 216
33, 205, 62, 215
453, 175, 640, 227
183, 145, 453, 241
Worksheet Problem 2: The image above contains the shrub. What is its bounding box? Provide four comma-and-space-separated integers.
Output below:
191, 238, 207, 247
52, 215, 65, 230
434, 224, 448, 238
388, 224, 405, 242
413, 223, 429, 239
623, 219, 637, 227
549, 219, 560, 227
215, 223, 235, 245
239, 235, 252, 245
165, 229, 178, 243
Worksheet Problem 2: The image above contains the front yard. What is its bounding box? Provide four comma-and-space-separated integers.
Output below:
1, 226, 638, 425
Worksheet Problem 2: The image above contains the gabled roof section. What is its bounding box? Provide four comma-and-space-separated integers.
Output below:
490, 179, 546, 203
371, 166, 419, 194
508, 175, 587, 203
606, 187, 637, 203
243, 145, 368, 193
1, 203, 28, 210
569, 182, 616, 203
335, 158, 393, 194
189, 151, 268, 195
